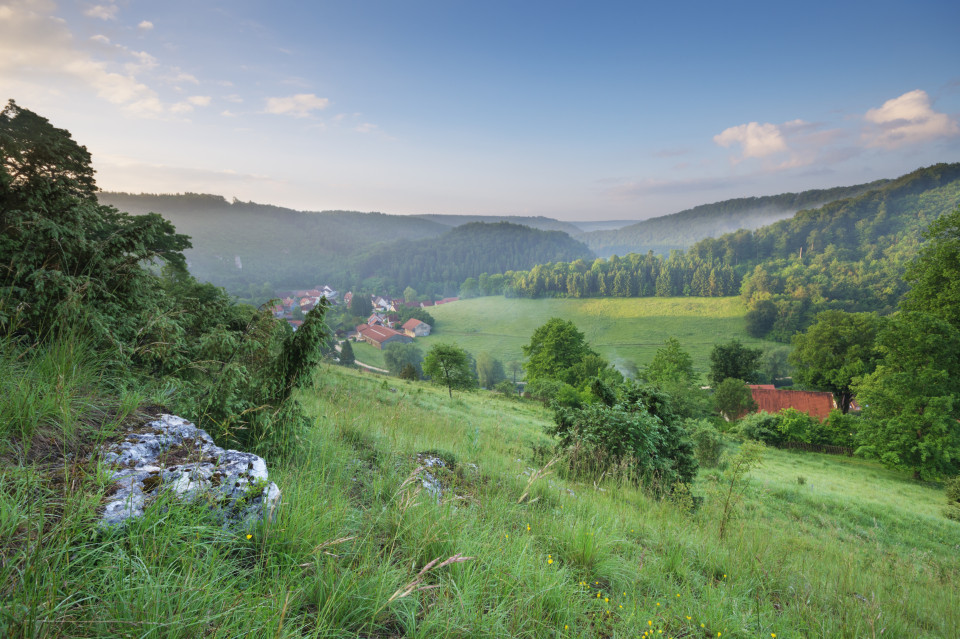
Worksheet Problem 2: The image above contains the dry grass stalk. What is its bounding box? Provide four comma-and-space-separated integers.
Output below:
387, 553, 475, 603
517, 456, 560, 504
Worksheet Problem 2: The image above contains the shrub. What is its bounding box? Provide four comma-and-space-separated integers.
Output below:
686, 419, 725, 468
945, 476, 960, 521
777, 408, 822, 444
493, 380, 516, 397
548, 383, 698, 492
735, 411, 784, 445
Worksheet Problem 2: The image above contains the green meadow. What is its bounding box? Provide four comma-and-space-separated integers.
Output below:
8, 355, 958, 638
415, 296, 779, 376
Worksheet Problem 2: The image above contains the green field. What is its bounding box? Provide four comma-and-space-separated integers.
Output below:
413, 296, 778, 378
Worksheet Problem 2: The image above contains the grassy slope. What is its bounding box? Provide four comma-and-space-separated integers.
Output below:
287, 367, 960, 637
417, 296, 779, 377
5, 358, 959, 638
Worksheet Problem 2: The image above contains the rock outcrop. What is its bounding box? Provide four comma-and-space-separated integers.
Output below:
98, 414, 281, 529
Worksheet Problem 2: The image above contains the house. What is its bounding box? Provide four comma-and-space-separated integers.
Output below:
749, 385, 835, 421
343, 291, 353, 307
401, 318, 431, 337
356, 324, 412, 350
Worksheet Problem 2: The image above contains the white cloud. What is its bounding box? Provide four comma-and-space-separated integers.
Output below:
714, 121, 788, 160
84, 4, 118, 20
221, 110, 237, 117
0, 0, 193, 118
355, 122, 378, 134
187, 95, 211, 107
862, 89, 960, 149
90, 34, 110, 45
138, 20, 153, 30
264, 93, 330, 117
224, 94, 243, 103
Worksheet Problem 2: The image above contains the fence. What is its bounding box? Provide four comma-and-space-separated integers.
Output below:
775, 441, 854, 456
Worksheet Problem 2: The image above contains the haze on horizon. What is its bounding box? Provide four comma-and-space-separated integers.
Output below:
2, 0, 959, 222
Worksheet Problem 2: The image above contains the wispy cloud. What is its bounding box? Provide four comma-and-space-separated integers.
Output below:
138, 20, 153, 30
84, 3, 118, 21
264, 93, 330, 117
862, 89, 959, 149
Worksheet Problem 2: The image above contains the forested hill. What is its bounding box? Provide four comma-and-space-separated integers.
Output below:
466, 163, 960, 340
580, 179, 888, 257
353, 221, 593, 294
413, 213, 583, 235
97, 192, 451, 293
96, 193, 594, 297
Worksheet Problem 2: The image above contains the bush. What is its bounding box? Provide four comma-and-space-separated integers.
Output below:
736, 411, 784, 445
822, 409, 860, 448
777, 408, 823, 444
493, 380, 516, 396
945, 476, 960, 521
686, 419, 725, 468
548, 383, 698, 492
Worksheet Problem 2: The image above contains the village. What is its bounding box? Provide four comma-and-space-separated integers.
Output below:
270, 285, 458, 350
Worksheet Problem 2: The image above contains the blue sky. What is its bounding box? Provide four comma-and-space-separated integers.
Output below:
3, 0, 959, 220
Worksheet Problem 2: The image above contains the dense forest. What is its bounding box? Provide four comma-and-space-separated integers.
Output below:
462, 163, 960, 341
351, 221, 593, 295
580, 179, 887, 257
98, 194, 594, 297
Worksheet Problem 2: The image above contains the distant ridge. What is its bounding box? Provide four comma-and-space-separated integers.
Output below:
581, 179, 889, 257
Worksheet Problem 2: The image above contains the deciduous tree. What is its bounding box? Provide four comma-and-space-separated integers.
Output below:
423, 343, 477, 398
790, 310, 883, 413
853, 312, 960, 480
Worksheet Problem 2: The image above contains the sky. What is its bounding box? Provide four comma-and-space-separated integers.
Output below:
2, 0, 960, 221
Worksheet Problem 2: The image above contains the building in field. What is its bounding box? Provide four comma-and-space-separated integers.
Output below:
401, 318, 431, 337
355, 324, 412, 350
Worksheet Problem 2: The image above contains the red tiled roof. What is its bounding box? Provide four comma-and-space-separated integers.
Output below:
361, 325, 406, 344
401, 318, 423, 330
750, 388, 835, 421
749, 384, 776, 390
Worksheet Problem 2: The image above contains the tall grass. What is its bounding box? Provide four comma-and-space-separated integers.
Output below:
3, 356, 958, 637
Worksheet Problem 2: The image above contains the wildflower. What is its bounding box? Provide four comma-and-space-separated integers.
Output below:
772, 635, 776, 638
548, 558, 554, 564
597, 592, 601, 598
564, 625, 568, 630
648, 620, 653, 626
604, 597, 609, 602
701, 623, 705, 628
246, 534, 252, 539
656, 602, 660, 606
527, 525, 531, 531
676, 593, 680, 597
619, 604, 623, 609
686, 616, 691, 620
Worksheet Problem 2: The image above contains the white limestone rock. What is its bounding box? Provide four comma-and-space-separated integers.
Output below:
98, 414, 280, 529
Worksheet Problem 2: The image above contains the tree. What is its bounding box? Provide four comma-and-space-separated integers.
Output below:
399, 363, 419, 380
713, 378, 757, 421
403, 286, 418, 303
853, 312, 960, 480
790, 310, 883, 413
759, 346, 792, 385
338, 340, 355, 366
423, 343, 477, 398
476, 352, 506, 389
383, 342, 423, 377
709, 340, 762, 387
522, 318, 599, 386
349, 293, 372, 318
508, 360, 523, 383
903, 205, 960, 330
645, 337, 695, 386
0, 100, 191, 352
